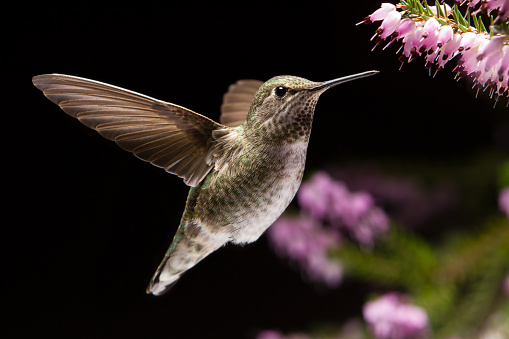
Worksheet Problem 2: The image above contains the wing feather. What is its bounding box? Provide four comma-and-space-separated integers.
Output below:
219, 79, 262, 127
33, 74, 226, 186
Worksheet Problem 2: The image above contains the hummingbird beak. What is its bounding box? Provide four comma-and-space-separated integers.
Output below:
308, 70, 379, 91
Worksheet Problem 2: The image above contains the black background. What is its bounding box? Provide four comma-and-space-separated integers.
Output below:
5, 1, 507, 338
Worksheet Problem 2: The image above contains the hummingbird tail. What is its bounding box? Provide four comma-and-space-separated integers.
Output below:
146, 222, 225, 296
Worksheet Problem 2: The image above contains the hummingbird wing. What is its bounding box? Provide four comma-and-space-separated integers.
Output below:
220, 79, 263, 127
33, 74, 224, 187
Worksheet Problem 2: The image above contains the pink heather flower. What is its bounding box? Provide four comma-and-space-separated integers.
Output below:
256, 330, 311, 339
378, 11, 402, 39
500, 46, 509, 75
267, 215, 343, 287
454, 34, 509, 100
395, 18, 417, 38
421, 29, 439, 53
480, 35, 505, 56
350, 208, 390, 246
297, 171, 390, 245
368, 3, 397, 22
402, 25, 421, 57
297, 172, 333, 220
306, 251, 343, 287
257, 330, 283, 339
363, 293, 429, 339
436, 33, 462, 68
437, 25, 453, 49
458, 32, 478, 51
330, 190, 373, 226
410, 26, 426, 58
269, 171, 391, 285
383, 18, 416, 50
422, 18, 440, 38
498, 187, 509, 218
362, 2, 509, 104
481, 36, 505, 70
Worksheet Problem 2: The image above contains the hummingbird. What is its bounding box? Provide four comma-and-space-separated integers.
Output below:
32, 70, 378, 295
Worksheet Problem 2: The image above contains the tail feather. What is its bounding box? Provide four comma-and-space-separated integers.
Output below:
146, 254, 181, 296
146, 222, 225, 296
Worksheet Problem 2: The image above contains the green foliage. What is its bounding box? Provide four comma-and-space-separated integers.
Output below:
398, 0, 491, 33
499, 161, 509, 188
333, 217, 509, 338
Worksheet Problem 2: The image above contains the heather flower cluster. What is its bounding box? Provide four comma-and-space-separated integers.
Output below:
267, 171, 389, 287
332, 167, 458, 228
297, 171, 390, 246
363, 293, 430, 339
359, 1, 509, 105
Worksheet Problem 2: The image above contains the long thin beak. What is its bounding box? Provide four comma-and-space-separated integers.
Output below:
309, 70, 379, 91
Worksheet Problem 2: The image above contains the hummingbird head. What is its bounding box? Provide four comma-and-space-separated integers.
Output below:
245, 71, 379, 143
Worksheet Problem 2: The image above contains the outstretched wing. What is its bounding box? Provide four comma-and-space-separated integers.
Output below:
33, 74, 225, 187
220, 79, 262, 127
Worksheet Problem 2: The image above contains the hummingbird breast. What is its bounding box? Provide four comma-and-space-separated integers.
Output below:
188, 141, 308, 245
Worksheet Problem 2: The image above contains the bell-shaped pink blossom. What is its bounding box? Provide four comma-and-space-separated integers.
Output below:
436, 25, 453, 48
426, 48, 440, 65
480, 36, 505, 71
369, 3, 396, 21
499, 46, 509, 75
422, 18, 440, 37
395, 18, 416, 39
379, 11, 402, 39
479, 36, 504, 58
420, 29, 439, 53
496, 47, 509, 94
458, 32, 478, 51
402, 26, 423, 59
436, 33, 462, 68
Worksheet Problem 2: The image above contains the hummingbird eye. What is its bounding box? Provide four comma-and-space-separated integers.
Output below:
275, 86, 288, 98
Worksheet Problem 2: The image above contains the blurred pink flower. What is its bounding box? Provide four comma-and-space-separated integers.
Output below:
268, 171, 389, 286
499, 187, 509, 218
297, 171, 335, 220
256, 330, 311, 339
267, 215, 343, 287
256, 330, 283, 339
363, 293, 430, 339
332, 166, 458, 229
298, 171, 390, 246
